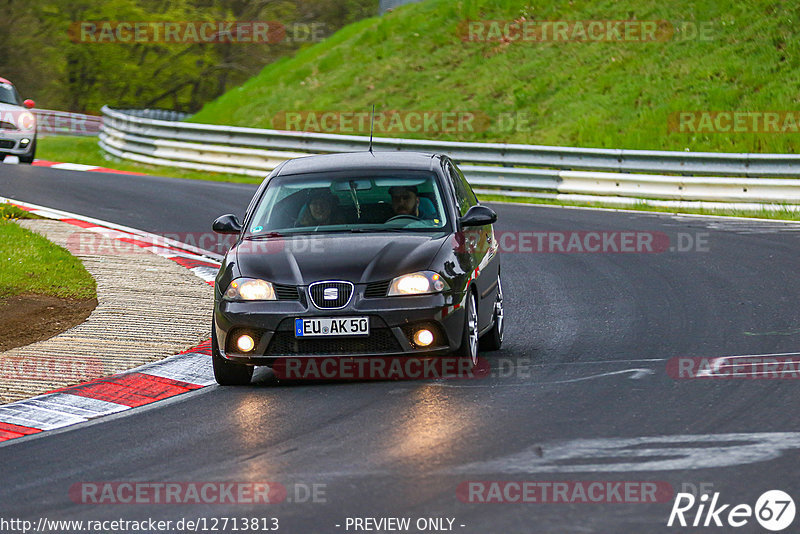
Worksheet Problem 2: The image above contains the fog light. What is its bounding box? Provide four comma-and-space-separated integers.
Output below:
236, 334, 255, 352
413, 329, 434, 347
20, 138, 30, 146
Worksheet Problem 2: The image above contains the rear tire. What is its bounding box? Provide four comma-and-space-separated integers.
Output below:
479, 275, 504, 351
211, 320, 253, 386
454, 290, 479, 367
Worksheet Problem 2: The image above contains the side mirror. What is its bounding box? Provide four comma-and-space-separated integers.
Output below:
212, 214, 242, 234
23, 99, 35, 109
460, 205, 497, 227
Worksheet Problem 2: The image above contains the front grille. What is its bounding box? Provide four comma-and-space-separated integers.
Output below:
364, 280, 391, 298
0, 140, 15, 149
265, 329, 402, 355
309, 281, 353, 309
274, 283, 300, 301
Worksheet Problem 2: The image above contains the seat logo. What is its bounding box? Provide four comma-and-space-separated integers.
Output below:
323, 288, 338, 300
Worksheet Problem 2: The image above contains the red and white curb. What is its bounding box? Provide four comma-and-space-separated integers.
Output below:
31, 159, 147, 175
0, 343, 215, 441
0, 198, 224, 444
1, 157, 147, 175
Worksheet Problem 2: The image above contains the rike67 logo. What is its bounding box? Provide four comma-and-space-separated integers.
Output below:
668, 490, 795, 531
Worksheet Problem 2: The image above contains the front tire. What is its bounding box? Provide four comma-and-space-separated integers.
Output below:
211, 320, 253, 386
480, 275, 504, 351
454, 290, 479, 367
19, 139, 36, 164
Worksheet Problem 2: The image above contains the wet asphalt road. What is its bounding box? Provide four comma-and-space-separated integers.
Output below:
1, 164, 799, 533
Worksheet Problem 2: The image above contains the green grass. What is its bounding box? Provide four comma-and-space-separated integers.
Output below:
0, 217, 97, 299
0, 204, 42, 221
36, 136, 262, 184
190, 0, 800, 154
37, 0, 800, 224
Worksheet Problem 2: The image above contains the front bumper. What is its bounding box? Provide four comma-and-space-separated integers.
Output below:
214, 291, 466, 365
0, 131, 35, 157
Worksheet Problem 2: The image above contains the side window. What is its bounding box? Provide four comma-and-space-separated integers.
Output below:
455, 164, 478, 206
447, 162, 472, 216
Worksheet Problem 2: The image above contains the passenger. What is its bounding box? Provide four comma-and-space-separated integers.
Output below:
297, 190, 343, 226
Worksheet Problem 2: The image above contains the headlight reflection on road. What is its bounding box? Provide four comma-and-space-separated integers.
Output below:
230, 395, 281, 449
383, 384, 479, 469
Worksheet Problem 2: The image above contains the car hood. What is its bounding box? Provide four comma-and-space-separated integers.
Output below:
0, 102, 22, 111
233, 232, 448, 285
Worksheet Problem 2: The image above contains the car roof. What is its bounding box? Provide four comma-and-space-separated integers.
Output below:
276, 151, 441, 177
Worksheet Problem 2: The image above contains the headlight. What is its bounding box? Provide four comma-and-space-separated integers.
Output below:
224, 278, 276, 301
388, 271, 449, 296
17, 111, 35, 131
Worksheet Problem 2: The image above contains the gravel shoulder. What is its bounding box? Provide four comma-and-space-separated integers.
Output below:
0, 219, 213, 404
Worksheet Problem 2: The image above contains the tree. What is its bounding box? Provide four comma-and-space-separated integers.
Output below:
0, 0, 375, 112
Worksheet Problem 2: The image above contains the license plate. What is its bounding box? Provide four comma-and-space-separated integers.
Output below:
295, 317, 370, 337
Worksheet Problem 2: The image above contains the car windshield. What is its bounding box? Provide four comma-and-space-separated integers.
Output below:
0, 83, 21, 106
246, 171, 449, 236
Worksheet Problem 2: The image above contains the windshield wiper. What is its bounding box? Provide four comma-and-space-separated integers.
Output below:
348, 228, 408, 233
245, 232, 284, 240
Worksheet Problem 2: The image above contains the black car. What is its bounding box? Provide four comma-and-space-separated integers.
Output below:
211, 151, 503, 385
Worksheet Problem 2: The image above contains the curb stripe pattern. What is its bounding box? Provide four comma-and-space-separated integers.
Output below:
31, 160, 147, 175
62, 373, 204, 408
0, 422, 42, 440
0, 199, 222, 444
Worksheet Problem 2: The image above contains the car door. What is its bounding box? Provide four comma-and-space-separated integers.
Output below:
445, 159, 498, 331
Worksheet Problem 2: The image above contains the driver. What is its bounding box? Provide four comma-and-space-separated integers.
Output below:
389, 185, 420, 217
388, 185, 437, 221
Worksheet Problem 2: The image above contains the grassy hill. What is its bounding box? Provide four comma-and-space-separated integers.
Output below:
190, 0, 800, 154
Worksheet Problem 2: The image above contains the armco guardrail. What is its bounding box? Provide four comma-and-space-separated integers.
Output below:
99, 106, 800, 208
33, 108, 184, 137
112, 108, 190, 122
35, 109, 102, 136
